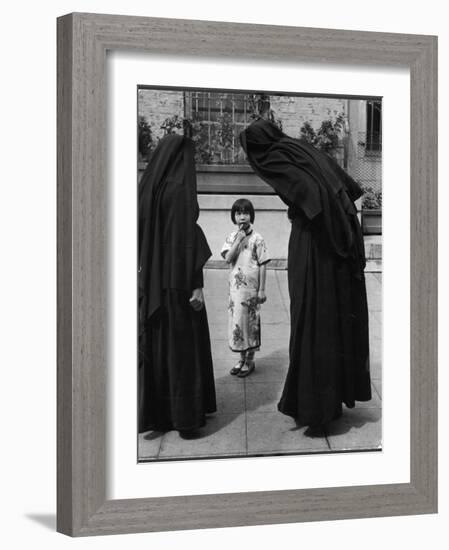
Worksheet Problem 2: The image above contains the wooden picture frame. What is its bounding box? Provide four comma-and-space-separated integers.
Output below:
57, 12, 437, 536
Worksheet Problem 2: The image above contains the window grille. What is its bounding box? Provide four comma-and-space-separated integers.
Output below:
185, 91, 254, 165
366, 100, 382, 152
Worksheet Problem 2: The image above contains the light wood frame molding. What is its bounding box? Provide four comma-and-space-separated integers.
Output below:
57, 12, 437, 536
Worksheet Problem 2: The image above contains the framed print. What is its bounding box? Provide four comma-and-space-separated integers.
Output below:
57, 13, 437, 536
134, 85, 383, 463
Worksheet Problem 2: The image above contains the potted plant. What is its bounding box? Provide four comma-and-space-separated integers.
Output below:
361, 186, 382, 235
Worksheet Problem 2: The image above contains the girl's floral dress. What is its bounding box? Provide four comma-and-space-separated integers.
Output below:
221, 228, 270, 352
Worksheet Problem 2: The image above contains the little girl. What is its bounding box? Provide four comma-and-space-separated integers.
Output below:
221, 198, 271, 377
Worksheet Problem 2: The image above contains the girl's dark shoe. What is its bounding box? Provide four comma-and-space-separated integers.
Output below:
237, 359, 255, 378
230, 360, 245, 375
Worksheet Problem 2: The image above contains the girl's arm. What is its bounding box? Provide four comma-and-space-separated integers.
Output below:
224, 230, 246, 263
257, 263, 267, 303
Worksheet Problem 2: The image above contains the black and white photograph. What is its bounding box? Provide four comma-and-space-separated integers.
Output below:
3, 0, 442, 544
137, 87, 382, 461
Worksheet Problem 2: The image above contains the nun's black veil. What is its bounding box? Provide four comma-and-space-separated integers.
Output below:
138, 134, 211, 321
240, 118, 366, 275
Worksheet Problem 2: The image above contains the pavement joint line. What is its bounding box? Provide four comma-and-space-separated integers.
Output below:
371, 381, 382, 400
243, 380, 249, 455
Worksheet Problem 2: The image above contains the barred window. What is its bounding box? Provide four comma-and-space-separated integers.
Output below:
366, 100, 382, 152
185, 91, 254, 165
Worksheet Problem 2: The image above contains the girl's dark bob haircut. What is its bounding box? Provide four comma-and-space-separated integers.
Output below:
231, 198, 255, 224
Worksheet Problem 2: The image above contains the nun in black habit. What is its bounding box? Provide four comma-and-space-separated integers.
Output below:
240, 117, 371, 428
138, 134, 216, 433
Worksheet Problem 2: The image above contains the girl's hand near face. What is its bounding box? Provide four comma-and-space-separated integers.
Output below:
257, 290, 267, 304
235, 229, 246, 243
224, 227, 248, 264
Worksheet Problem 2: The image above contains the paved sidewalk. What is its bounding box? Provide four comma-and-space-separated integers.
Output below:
139, 269, 382, 461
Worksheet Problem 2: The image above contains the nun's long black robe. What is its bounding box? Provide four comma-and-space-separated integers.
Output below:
240, 119, 371, 426
138, 134, 216, 432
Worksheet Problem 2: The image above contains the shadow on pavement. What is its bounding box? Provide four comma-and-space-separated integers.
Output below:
143, 430, 165, 441
324, 407, 381, 437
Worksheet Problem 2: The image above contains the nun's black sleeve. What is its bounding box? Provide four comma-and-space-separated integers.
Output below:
191, 224, 211, 289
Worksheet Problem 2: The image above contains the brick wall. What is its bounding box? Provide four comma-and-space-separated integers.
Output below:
138, 89, 184, 142
271, 96, 347, 138
138, 89, 347, 144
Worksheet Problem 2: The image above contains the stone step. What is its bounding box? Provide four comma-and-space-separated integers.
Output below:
206, 236, 382, 270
